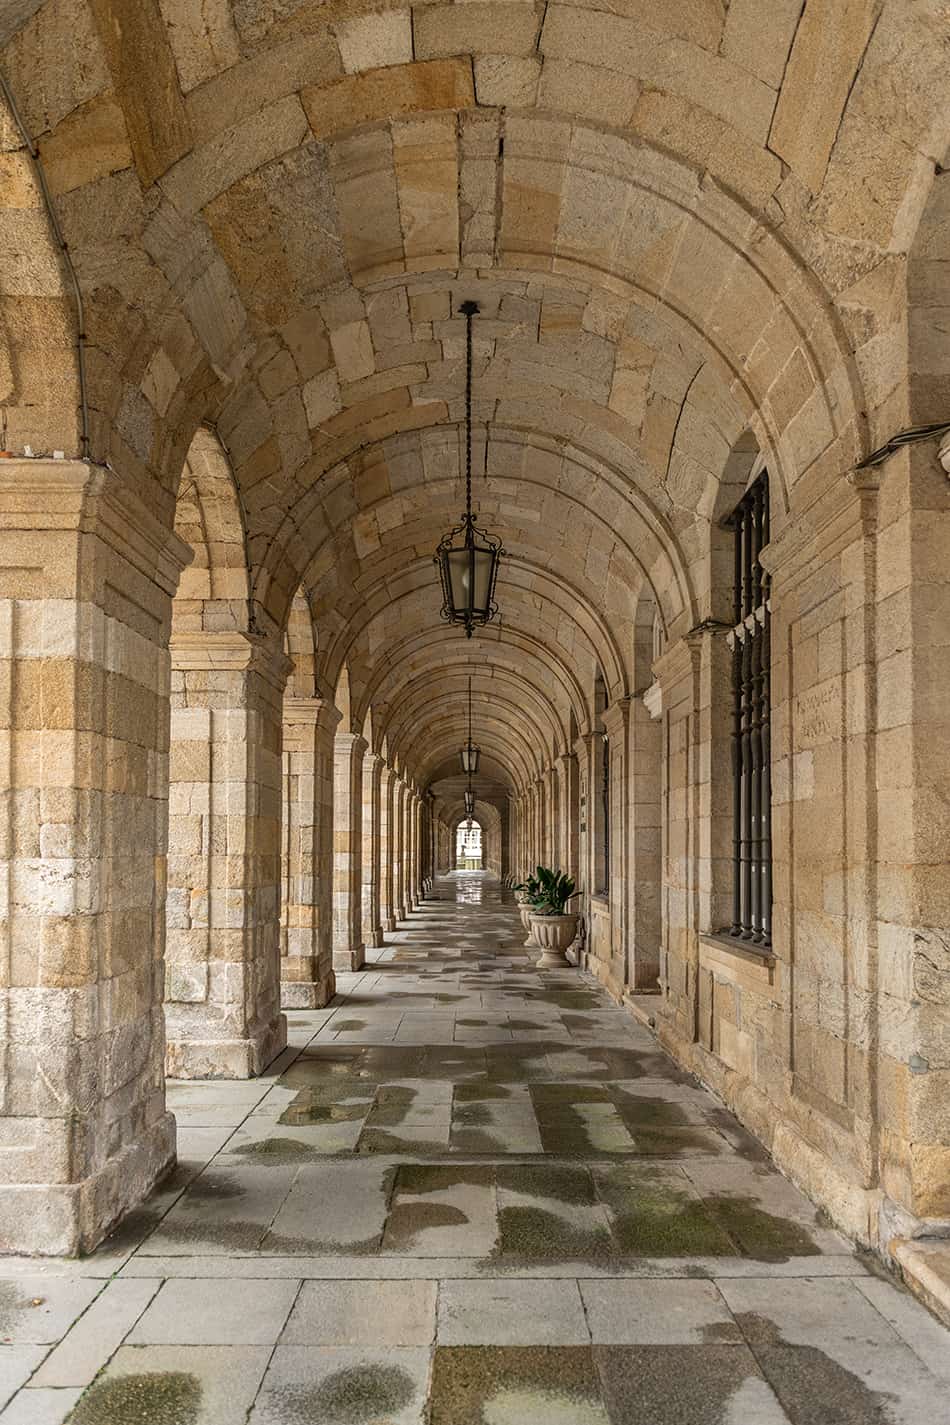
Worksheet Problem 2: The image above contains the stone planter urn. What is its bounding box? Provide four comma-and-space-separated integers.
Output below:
519, 903, 537, 947
529, 912, 579, 968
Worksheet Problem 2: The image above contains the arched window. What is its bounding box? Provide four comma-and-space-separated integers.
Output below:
725, 470, 772, 945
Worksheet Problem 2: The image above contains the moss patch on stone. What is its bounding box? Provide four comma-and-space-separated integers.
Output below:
274, 1364, 416, 1423
69, 1371, 202, 1424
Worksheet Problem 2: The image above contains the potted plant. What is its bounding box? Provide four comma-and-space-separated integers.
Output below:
527, 867, 580, 968
512, 872, 542, 946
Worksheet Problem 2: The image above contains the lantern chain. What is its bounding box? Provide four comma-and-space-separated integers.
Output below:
461, 299, 478, 524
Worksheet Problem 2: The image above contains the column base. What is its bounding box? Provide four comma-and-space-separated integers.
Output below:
364, 925, 385, 949
333, 942, 366, 973
396, 904, 407, 922
165, 1013, 288, 1080
383, 918, 397, 934
281, 970, 336, 1009
0, 1111, 176, 1257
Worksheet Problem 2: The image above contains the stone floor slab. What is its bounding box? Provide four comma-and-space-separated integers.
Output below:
0, 1280, 102, 1345
65, 1345, 271, 1425
0, 1386, 82, 1423
127, 1279, 299, 1346
0, 1347, 47, 1412
595, 1344, 792, 1424
282, 1280, 437, 1346
437, 1278, 590, 1345
580, 1278, 742, 1344
429, 1345, 610, 1424
249, 1346, 430, 1424
31, 1279, 161, 1387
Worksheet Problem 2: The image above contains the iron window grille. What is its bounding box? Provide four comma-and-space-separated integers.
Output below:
725, 472, 772, 947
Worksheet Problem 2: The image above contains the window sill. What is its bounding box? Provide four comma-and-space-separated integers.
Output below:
699, 932, 775, 992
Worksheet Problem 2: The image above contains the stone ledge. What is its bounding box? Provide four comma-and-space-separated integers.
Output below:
699, 932, 776, 993
623, 991, 659, 1028
890, 1240, 950, 1330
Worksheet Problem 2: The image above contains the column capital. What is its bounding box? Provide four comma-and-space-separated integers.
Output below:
601, 697, 630, 738
335, 730, 368, 758
362, 749, 385, 781
283, 694, 342, 727
170, 629, 293, 690
651, 633, 703, 693
0, 459, 193, 597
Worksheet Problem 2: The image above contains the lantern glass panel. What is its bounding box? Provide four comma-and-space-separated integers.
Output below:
460, 744, 480, 775
446, 549, 470, 614
472, 545, 494, 614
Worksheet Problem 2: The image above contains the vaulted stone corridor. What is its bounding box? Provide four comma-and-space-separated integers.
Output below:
2, 0, 950, 1416
1, 876, 948, 1422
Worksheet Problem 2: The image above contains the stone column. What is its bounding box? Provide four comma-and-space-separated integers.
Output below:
0, 461, 188, 1254
393, 778, 407, 922
361, 750, 384, 950
411, 791, 423, 905
332, 731, 367, 972
401, 785, 416, 914
280, 696, 340, 1008
380, 766, 396, 933
165, 630, 290, 1079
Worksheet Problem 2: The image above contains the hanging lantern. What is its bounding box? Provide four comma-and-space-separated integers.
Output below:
461, 743, 480, 775
434, 300, 504, 638
464, 787, 475, 816
459, 676, 481, 774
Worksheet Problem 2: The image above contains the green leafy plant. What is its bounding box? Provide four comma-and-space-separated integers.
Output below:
515, 865, 578, 915
512, 871, 543, 904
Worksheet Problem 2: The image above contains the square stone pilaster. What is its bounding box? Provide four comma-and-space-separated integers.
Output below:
361, 750, 384, 949
556, 752, 579, 885
380, 765, 397, 933
332, 730, 367, 971
164, 631, 291, 1078
280, 696, 341, 1008
0, 461, 190, 1255
393, 777, 408, 922
408, 788, 423, 909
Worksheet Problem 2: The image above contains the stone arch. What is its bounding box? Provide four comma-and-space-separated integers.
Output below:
449, 800, 503, 879
171, 425, 251, 635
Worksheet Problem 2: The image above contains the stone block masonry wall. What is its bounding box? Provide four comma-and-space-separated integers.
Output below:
164, 632, 290, 1078
0, 462, 189, 1255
